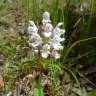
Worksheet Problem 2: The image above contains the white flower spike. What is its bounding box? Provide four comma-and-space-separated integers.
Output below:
28, 11, 66, 59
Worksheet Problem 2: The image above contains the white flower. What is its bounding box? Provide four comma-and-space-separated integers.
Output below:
53, 35, 65, 42
41, 44, 50, 58
49, 40, 63, 50
49, 36, 64, 50
28, 12, 66, 59
42, 11, 51, 24
43, 32, 52, 38
53, 43, 63, 50
43, 23, 53, 37
28, 20, 38, 35
29, 34, 42, 47
41, 52, 50, 58
44, 23, 53, 32
53, 22, 65, 36
43, 12, 50, 20
53, 27, 65, 36
51, 50, 60, 59
43, 44, 50, 50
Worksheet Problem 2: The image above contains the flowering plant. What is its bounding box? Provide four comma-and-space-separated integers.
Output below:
28, 12, 65, 59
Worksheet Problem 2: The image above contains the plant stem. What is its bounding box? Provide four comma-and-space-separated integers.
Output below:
63, 36, 96, 62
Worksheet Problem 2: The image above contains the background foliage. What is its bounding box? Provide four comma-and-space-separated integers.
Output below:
0, 0, 96, 96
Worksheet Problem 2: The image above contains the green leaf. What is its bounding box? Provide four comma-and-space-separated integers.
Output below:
88, 89, 96, 96
33, 87, 43, 96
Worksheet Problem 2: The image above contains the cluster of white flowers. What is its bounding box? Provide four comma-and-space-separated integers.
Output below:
28, 12, 65, 59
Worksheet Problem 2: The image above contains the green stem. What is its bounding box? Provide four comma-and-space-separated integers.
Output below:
64, 36, 96, 61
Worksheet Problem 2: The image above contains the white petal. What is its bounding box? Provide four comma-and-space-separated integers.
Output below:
49, 36, 64, 50
30, 41, 42, 48
41, 51, 50, 58
43, 32, 52, 37
31, 43, 38, 47
29, 34, 42, 42
51, 50, 60, 59
28, 26, 38, 35
59, 45, 64, 50
42, 44, 50, 50
53, 27, 65, 36
29, 34, 43, 47
53, 35, 65, 42
35, 40, 42, 47
41, 44, 50, 58
43, 12, 50, 21
28, 42, 34, 47
42, 20, 51, 25
28, 21, 38, 35
49, 38, 61, 49
53, 43, 64, 50
53, 44, 60, 50
42, 12, 51, 24
57, 22, 63, 27
55, 53, 60, 59
62, 29, 65, 34
29, 20, 36, 26
60, 38, 65, 42
44, 23, 53, 32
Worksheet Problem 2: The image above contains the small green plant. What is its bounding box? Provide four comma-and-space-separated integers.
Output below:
27, 11, 65, 95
